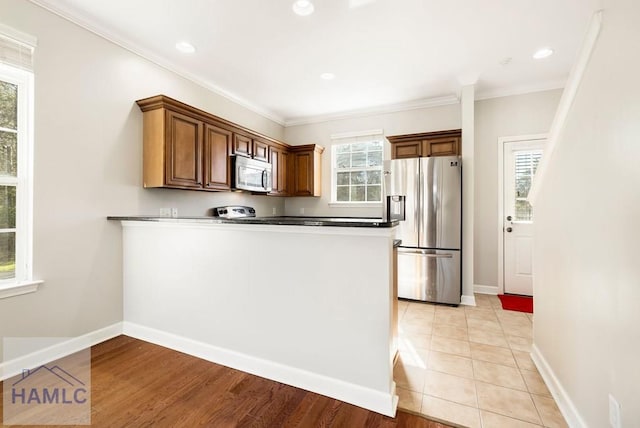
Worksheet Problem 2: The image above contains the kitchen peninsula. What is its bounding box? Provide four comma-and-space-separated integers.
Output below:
109, 216, 400, 416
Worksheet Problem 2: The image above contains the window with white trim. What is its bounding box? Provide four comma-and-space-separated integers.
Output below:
0, 27, 35, 289
331, 130, 384, 204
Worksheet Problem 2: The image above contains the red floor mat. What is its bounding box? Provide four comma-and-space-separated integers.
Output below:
498, 294, 533, 313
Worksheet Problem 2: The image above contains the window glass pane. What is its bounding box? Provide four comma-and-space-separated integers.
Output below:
336, 186, 349, 201
336, 172, 350, 185
336, 153, 350, 168
336, 144, 350, 154
0, 131, 17, 177
515, 175, 531, 198
0, 81, 17, 130
515, 199, 533, 221
0, 232, 15, 280
367, 150, 382, 167
351, 152, 366, 167
366, 185, 381, 202
350, 171, 365, 185
350, 186, 365, 201
366, 170, 381, 185
351, 142, 368, 152
532, 152, 542, 174
0, 185, 16, 228
369, 139, 383, 149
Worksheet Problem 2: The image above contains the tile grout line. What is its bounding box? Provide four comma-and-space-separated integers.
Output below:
466, 306, 484, 428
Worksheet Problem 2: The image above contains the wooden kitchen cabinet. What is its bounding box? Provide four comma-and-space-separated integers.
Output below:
391, 140, 422, 159
422, 136, 460, 157
233, 133, 252, 158
388, 129, 461, 159
269, 144, 289, 196
137, 95, 321, 196
253, 139, 269, 162
289, 144, 324, 197
140, 107, 204, 189
204, 124, 232, 190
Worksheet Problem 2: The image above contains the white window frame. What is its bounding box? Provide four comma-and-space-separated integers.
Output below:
330, 130, 384, 207
0, 63, 39, 299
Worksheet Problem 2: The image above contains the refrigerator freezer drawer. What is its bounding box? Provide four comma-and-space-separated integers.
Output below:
397, 248, 461, 304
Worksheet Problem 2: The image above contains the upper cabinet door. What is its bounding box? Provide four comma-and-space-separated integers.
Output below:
233, 134, 252, 157
204, 124, 232, 191
392, 141, 422, 159
165, 110, 203, 189
268, 145, 290, 196
422, 137, 460, 157
253, 140, 269, 162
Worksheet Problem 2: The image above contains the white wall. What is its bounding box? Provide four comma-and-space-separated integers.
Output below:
533, 0, 640, 426
122, 221, 397, 415
0, 0, 285, 360
474, 90, 562, 289
284, 105, 461, 217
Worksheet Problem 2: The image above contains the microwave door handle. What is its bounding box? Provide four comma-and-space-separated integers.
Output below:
262, 170, 267, 189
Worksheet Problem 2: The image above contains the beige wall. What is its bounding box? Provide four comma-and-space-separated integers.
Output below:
283, 105, 461, 217
534, 0, 640, 426
474, 90, 562, 288
0, 0, 285, 360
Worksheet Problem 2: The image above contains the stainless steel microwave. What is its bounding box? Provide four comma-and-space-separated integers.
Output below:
232, 155, 272, 193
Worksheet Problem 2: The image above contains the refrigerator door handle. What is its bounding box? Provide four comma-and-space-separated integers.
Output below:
397, 248, 453, 258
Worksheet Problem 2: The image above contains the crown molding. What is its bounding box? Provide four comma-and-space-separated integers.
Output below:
28, 0, 286, 126
284, 94, 460, 127
475, 79, 566, 101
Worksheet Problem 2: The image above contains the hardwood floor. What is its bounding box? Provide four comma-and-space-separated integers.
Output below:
1, 336, 453, 427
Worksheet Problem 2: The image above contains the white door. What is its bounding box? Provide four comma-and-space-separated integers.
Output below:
502, 140, 544, 296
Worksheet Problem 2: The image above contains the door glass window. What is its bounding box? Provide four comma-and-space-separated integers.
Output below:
513, 150, 542, 221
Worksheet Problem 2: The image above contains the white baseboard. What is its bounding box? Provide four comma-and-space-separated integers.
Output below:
0, 322, 123, 381
460, 294, 476, 306
474, 284, 499, 295
122, 321, 397, 417
531, 344, 587, 428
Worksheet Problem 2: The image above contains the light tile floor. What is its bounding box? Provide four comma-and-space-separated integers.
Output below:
395, 293, 568, 428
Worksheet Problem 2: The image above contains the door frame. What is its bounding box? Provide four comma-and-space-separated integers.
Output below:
497, 134, 547, 295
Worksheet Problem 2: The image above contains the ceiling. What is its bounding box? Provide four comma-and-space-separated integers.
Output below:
31, 0, 600, 125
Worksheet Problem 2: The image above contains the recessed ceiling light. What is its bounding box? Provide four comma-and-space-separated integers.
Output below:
292, 0, 314, 16
533, 47, 554, 59
320, 72, 335, 80
175, 41, 196, 54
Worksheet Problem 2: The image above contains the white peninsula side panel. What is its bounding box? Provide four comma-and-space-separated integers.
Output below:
120, 220, 398, 416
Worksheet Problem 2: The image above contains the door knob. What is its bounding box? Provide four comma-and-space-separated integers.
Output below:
506, 227, 513, 233
506, 215, 513, 221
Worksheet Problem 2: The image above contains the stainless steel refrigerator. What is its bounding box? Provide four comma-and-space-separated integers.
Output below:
384, 156, 462, 305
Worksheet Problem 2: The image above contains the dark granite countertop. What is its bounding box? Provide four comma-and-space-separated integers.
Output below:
107, 215, 399, 228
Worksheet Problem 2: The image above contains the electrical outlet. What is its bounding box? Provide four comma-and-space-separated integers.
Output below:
171, 208, 178, 218
609, 394, 621, 428
272, 207, 276, 215
300, 207, 305, 215
159, 208, 171, 217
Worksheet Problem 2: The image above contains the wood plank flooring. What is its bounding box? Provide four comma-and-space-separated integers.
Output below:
1, 336, 453, 428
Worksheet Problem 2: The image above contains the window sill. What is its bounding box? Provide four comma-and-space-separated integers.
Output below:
0, 280, 44, 300
328, 202, 383, 208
